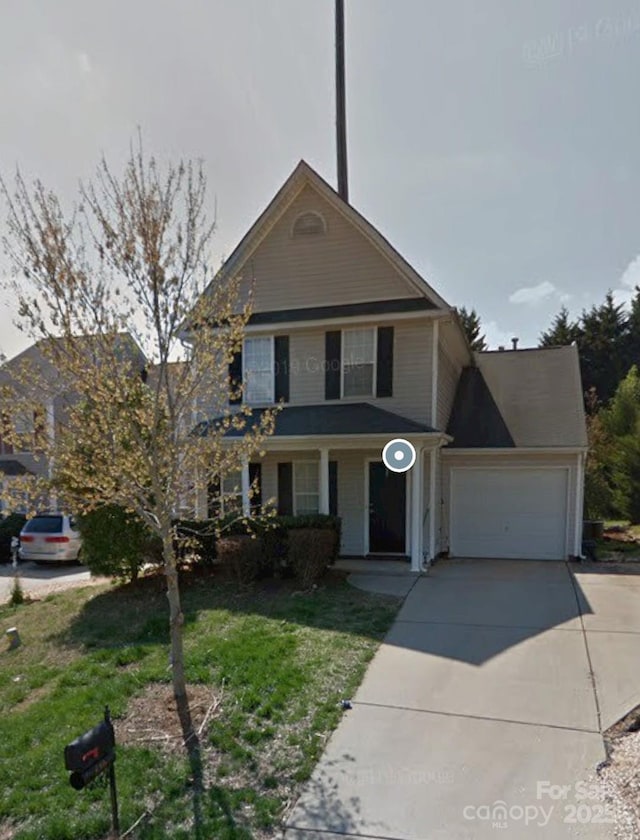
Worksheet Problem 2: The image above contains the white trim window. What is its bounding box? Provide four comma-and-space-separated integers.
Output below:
294, 462, 319, 515
243, 336, 274, 404
342, 328, 376, 398
221, 469, 243, 514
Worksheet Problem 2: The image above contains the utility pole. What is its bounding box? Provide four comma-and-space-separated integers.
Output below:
336, 0, 349, 202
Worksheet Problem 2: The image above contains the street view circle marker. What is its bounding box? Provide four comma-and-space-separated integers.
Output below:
382, 438, 416, 473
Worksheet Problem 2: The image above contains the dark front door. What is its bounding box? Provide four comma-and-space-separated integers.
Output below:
368, 461, 406, 554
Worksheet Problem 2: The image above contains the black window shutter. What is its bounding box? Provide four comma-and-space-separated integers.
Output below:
329, 460, 338, 517
229, 349, 242, 405
376, 326, 394, 397
274, 336, 290, 402
325, 331, 341, 399
207, 476, 221, 518
249, 462, 262, 512
277, 462, 293, 515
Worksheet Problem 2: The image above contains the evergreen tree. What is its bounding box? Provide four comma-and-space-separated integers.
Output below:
539, 306, 581, 347
458, 306, 487, 351
578, 291, 629, 405
624, 285, 640, 372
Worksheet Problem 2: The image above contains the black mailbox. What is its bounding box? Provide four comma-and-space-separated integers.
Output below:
64, 718, 115, 790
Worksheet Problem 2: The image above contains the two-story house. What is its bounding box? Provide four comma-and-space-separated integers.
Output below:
185, 161, 588, 569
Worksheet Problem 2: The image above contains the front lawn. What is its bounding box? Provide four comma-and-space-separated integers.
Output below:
0, 572, 400, 839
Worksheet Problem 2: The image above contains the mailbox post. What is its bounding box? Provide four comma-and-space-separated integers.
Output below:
64, 706, 120, 836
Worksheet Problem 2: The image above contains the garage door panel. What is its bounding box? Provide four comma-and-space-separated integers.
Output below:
450, 468, 568, 560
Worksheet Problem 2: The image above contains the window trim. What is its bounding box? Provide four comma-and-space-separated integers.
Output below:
340, 326, 377, 399
242, 335, 275, 405
293, 460, 320, 516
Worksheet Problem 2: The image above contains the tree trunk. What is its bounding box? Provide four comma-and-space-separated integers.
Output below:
161, 528, 196, 749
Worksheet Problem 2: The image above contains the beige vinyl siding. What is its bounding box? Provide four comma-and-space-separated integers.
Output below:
289, 330, 324, 404
437, 345, 460, 430
440, 452, 578, 558
238, 184, 416, 311
283, 319, 433, 426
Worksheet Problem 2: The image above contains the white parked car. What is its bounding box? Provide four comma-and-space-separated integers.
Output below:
19, 513, 83, 564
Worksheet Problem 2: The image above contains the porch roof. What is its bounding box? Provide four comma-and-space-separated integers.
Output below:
201, 403, 438, 438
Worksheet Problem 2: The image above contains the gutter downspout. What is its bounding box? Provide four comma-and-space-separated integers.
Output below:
574, 450, 586, 559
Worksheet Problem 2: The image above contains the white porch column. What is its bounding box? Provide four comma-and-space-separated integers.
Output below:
319, 448, 330, 515
428, 447, 437, 562
194, 479, 206, 520
410, 446, 423, 572
241, 459, 251, 517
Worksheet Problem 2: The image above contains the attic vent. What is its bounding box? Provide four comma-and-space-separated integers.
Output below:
292, 211, 326, 238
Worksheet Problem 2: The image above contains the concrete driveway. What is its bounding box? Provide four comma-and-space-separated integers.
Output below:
0, 560, 98, 604
285, 559, 640, 839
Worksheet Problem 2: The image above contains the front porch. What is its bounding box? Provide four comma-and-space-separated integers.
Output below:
213, 438, 443, 572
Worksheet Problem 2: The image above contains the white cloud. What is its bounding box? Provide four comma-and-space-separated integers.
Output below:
613, 254, 640, 309
509, 280, 557, 305
483, 320, 515, 351
76, 51, 92, 75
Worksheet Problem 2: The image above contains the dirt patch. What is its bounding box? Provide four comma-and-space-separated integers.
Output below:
115, 683, 221, 752
0, 821, 15, 840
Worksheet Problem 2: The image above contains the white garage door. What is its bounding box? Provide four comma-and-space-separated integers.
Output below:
450, 468, 568, 560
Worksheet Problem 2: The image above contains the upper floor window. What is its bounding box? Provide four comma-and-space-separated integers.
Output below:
342, 328, 376, 398
292, 211, 326, 238
243, 336, 274, 404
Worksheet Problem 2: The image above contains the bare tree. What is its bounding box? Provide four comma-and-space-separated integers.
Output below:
0, 141, 276, 759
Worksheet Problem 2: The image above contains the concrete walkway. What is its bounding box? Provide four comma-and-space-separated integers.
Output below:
285, 559, 640, 839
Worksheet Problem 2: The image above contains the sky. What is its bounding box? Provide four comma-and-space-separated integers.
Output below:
1, 0, 640, 356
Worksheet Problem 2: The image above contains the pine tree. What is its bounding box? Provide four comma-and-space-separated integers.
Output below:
458, 306, 487, 351
579, 291, 629, 404
539, 306, 581, 347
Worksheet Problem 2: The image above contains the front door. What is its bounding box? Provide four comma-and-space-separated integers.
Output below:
368, 461, 406, 554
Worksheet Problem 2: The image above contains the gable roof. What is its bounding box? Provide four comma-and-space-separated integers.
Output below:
447, 345, 587, 449
200, 160, 452, 314
447, 367, 515, 447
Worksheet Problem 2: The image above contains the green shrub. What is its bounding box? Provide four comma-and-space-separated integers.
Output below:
0, 513, 27, 564
78, 505, 162, 582
288, 528, 338, 588
217, 535, 262, 584
9, 574, 25, 605
172, 519, 217, 567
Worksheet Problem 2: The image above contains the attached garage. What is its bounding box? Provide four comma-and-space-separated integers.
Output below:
450, 467, 569, 560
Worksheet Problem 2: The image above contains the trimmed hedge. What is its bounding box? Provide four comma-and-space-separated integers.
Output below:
288, 528, 338, 588
217, 535, 262, 584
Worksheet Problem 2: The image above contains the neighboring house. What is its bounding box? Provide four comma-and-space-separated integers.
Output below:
0, 333, 146, 511
183, 160, 588, 567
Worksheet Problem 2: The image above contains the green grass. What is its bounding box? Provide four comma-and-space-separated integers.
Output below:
0, 572, 400, 838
